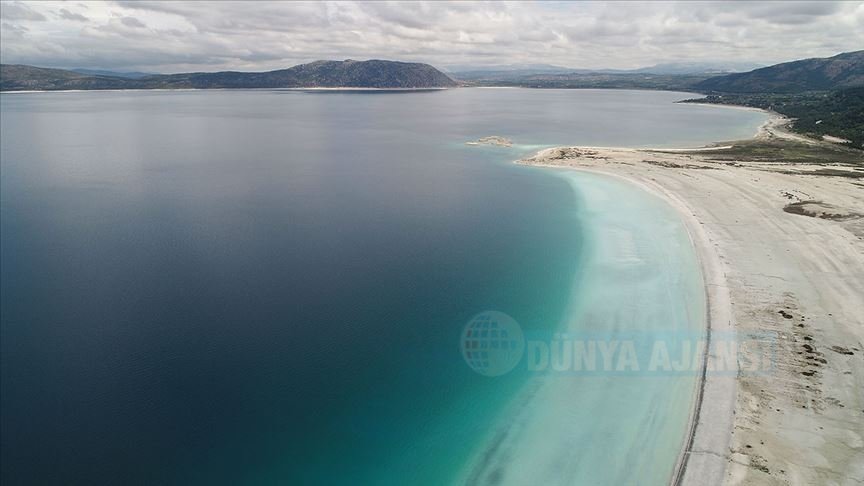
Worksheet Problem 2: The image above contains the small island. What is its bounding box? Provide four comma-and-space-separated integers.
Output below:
465, 136, 513, 147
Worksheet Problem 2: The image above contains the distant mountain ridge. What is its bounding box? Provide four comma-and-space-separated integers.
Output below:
0, 60, 457, 91
71, 69, 154, 79
631, 61, 763, 75
449, 61, 762, 81
695, 50, 864, 93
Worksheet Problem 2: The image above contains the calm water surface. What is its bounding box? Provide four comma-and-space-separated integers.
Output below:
0, 89, 765, 485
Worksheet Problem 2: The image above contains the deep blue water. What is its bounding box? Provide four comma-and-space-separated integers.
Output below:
0, 89, 766, 485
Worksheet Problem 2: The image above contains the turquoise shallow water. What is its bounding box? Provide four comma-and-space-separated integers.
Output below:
460, 171, 707, 485
0, 89, 764, 485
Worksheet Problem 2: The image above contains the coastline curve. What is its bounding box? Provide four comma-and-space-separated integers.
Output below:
517, 162, 737, 486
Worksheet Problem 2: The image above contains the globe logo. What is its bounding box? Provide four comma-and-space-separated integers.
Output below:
461, 311, 525, 376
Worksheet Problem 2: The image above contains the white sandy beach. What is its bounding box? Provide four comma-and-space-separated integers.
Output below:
519, 120, 864, 485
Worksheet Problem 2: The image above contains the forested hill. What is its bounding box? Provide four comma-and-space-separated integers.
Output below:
694, 50, 864, 93
0, 60, 458, 91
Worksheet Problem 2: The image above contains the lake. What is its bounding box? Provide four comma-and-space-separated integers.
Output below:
0, 88, 766, 485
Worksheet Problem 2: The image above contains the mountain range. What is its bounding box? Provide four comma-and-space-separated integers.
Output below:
454, 51, 863, 93
631, 61, 764, 75
448, 61, 763, 80
695, 50, 864, 93
3, 52, 862, 94
70, 69, 154, 79
0, 60, 457, 91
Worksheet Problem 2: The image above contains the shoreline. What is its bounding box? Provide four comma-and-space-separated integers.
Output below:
517, 161, 732, 485
458, 169, 716, 486
548, 165, 736, 486
517, 122, 864, 485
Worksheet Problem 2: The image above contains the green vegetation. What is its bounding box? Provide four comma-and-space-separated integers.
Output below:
683, 51, 863, 150
683, 88, 864, 150
683, 137, 864, 166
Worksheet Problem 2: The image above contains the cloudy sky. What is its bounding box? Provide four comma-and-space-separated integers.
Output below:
1, 1, 861, 73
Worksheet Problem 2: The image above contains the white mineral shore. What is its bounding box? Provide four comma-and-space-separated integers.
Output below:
823, 134, 852, 145
518, 119, 864, 486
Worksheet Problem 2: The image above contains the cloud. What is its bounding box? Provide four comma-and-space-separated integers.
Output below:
0, 2, 46, 21
58, 8, 89, 22
1, 21, 29, 35
120, 16, 146, 28
0, 1, 861, 72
